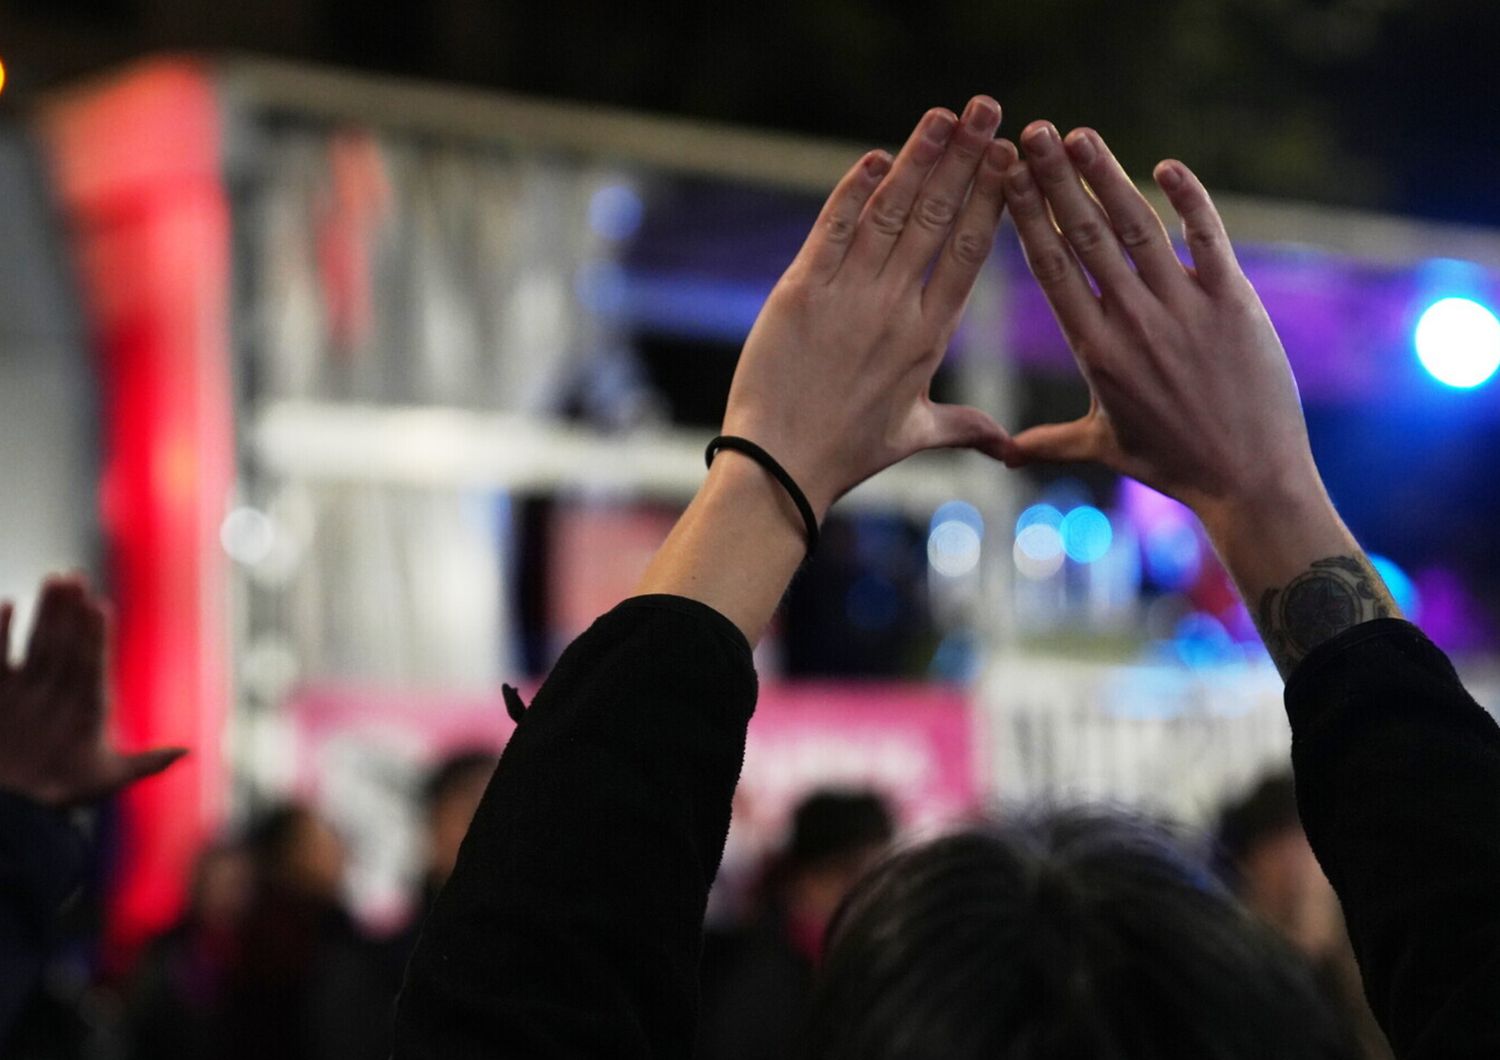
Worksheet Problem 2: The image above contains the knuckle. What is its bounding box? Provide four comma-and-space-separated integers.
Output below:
914, 195, 960, 231
1065, 218, 1111, 253
867, 201, 908, 237
823, 213, 856, 245
1185, 220, 1222, 250
950, 228, 993, 266
1114, 218, 1157, 250
1028, 250, 1074, 287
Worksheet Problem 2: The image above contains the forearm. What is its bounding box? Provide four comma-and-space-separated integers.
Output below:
635, 453, 809, 644
1195, 471, 1399, 680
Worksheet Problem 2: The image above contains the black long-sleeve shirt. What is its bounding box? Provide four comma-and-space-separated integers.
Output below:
0, 789, 86, 1045
394, 600, 1499, 1058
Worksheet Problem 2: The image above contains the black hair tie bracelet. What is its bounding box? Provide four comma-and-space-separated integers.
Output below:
705, 435, 820, 557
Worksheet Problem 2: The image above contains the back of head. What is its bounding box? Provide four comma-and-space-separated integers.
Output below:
805, 808, 1357, 1060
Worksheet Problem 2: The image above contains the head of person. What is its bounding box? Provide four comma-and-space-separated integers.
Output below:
184, 840, 253, 931
803, 808, 1357, 1060
777, 789, 895, 934
246, 802, 346, 903
423, 750, 497, 888
1217, 773, 1341, 958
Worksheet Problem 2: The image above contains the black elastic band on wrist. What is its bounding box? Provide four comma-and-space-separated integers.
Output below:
705, 435, 820, 556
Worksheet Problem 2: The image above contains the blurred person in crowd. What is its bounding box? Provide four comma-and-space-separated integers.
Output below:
382, 749, 498, 982
123, 839, 252, 1059
698, 789, 894, 1060
376, 99, 1495, 1057
1218, 773, 1395, 1059
419, 749, 498, 900
0, 575, 185, 1054
224, 801, 388, 1060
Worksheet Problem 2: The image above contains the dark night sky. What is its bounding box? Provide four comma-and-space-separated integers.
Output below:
3, 0, 1500, 226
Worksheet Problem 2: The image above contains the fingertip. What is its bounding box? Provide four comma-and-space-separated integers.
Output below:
987, 138, 1019, 171
863, 149, 893, 181
1154, 160, 1185, 193
1005, 160, 1035, 194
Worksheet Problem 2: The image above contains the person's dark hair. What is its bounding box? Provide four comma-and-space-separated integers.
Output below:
804, 807, 1358, 1060
244, 803, 314, 875
785, 788, 895, 874
423, 749, 498, 814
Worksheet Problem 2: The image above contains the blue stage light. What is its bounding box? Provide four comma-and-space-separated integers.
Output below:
1415, 297, 1500, 389
1370, 554, 1422, 621
1061, 506, 1113, 564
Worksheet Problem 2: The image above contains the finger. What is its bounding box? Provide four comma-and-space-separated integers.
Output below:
923, 138, 1018, 320
888, 95, 1002, 281
24, 577, 76, 679
843, 108, 959, 276
790, 149, 894, 285
69, 592, 108, 700
1005, 418, 1101, 468
0, 602, 13, 677
1005, 161, 1103, 341
77, 747, 192, 803
920, 402, 1011, 462
1062, 128, 1190, 301
1154, 160, 1245, 295
1020, 121, 1146, 302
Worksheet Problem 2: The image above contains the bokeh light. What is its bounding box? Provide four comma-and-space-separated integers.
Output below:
588, 183, 645, 241
1173, 611, 1242, 669
220, 507, 276, 566
1415, 297, 1500, 389
927, 514, 982, 578
1060, 506, 1113, 564
1015, 503, 1062, 536
1014, 523, 1065, 580
1143, 522, 1203, 591
0, 59, 7, 97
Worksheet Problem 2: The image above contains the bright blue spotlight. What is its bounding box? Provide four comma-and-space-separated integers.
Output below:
1370, 554, 1422, 621
1415, 297, 1500, 389
1061, 506, 1113, 564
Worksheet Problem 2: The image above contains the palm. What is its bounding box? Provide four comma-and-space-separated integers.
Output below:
0, 577, 184, 807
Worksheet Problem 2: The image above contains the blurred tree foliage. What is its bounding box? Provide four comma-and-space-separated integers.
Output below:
7, 0, 1500, 222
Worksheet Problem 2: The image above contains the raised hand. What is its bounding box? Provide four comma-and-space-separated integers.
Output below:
0, 575, 186, 807
721, 96, 1019, 519
1001, 123, 1397, 677
1000, 122, 1320, 522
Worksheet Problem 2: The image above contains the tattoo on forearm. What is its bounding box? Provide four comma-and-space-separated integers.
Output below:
1257, 554, 1398, 677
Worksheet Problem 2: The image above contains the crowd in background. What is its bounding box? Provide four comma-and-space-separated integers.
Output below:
3, 760, 1395, 1059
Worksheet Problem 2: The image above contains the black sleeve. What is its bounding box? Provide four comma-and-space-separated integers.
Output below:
393, 594, 757, 1060
1286, 618, 1500, 1059
0, 789, 87, 1045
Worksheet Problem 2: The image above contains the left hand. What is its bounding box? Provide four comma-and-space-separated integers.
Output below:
720, 96, 1018, 518
0, 575, 187, 808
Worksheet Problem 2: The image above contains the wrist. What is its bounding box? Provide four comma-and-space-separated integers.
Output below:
705, 451, 817, 550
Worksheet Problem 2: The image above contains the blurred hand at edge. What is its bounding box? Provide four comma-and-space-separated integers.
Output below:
0, 575, 186, 808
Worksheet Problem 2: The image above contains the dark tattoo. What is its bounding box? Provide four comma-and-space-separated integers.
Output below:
1257, 555, 1397, 677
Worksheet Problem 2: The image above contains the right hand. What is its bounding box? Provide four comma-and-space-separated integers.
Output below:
1000, 121, 1323, 522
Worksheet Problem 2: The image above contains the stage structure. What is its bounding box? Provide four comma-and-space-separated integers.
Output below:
36, 57, 1500, 944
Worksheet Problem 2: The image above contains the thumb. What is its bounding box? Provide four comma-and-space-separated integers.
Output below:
921, 403, 1011, 462
116, 746, 190, 787
1004, 418, 1101, 468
